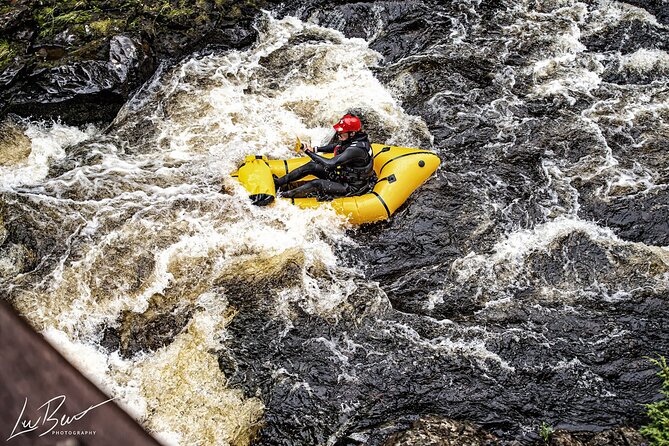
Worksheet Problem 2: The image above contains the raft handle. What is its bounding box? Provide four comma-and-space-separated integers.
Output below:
377, 174, 396, 184
374, 146, 392, 159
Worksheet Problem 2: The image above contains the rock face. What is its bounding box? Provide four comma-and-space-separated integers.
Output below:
381, 417, 502, 446
379, 418, 648, 446
0, 120, 31, 166
0, 0, 262, 125
547, 428, 647, 446
4, 35, 153, 124
0, 204, 38, 279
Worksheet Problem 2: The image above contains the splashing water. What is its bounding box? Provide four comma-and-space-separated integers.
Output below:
1, 14, 434, 446
2, 2, 669, 445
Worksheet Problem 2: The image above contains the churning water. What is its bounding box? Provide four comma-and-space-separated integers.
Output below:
2, 0, 669, 444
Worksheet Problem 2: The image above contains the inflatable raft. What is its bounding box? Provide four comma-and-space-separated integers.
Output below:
233, 144, 440, 224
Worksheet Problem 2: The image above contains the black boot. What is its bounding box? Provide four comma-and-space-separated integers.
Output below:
274, 174, 287, 189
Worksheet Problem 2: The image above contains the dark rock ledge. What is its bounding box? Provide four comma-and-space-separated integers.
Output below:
379, 416, 648, 446
0, 0, 263, 125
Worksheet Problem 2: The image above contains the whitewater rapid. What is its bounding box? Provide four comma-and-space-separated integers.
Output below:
2, 2, 669, 445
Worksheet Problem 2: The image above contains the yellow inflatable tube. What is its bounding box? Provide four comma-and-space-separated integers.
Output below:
232, 144, 441, 224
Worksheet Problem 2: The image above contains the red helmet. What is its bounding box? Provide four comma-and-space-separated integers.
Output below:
333, 114, 361, 133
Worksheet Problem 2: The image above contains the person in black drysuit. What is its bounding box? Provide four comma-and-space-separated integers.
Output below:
275, 114, 376, 199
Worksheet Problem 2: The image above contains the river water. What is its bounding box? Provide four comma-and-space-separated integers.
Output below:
1, 0, 669, 444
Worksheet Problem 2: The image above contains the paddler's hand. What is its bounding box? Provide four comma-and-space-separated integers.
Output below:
302, 143, 314, 153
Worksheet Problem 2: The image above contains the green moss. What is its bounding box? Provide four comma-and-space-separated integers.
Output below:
641, 356, 669, 446
54, 10, 93, 26
539, 422, 554, 444
127, 16, 142, 30
194, 13, 210, 26
89, 18, 124, 36
143, 0, 194, 16
36, 6, 93, 38
165, 7, 193, 17
34, 0, 114, 38
213, 0, 260, 15
228, 4, 241, 17
35, 6, 56, 28
0, 40, 17, 68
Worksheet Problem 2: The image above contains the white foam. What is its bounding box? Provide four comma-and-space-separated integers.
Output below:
584, 0, 667, 37
383, 321, 515, 372
0, 12, 446, 446
42, 327, 113, 392
111, 13, 431, 176
0, 121, 96, 188
452, 217, 620, 284
533, 68, 602, 103
619, 48, 669, 73
424, 290, 445, 311
596, 162, 658, 198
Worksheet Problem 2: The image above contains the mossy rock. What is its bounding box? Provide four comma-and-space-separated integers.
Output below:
0, 40, 18, 69
215, 248, 306, 291
113, 296, 196, 357
1, 0, 264, 125
67, 37, 109, 60
88, 18, 125, 36
0, 120, 31, 166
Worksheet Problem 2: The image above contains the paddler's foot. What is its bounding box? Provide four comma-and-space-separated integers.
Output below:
273, 174, 286, 189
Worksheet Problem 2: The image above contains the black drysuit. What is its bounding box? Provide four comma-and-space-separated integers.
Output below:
276, 132, 375, 199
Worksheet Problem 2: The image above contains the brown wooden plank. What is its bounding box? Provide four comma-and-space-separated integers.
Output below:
0, 301, 162, 446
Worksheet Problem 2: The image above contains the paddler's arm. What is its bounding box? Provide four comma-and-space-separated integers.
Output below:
305, 146, 366, 169
309, 142, 337, 153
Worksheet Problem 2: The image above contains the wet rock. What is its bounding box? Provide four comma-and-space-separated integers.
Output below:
527, 117, 603, 165
380, 417, 501, 446
102, 249, 307, 358
3, 35, 153, 125
0, 64, 27, 89
47, 139, 104, 178
578, 188, 669, 246
528, 231, 612, 287
0, 242, 38, 278
347, 182, 474, 318
547, 427, 647, 446
110, 295, 196, 357
215, 248, 306, 311
602, 57, 669, 85
99, 325, 121, 352
270, 0, 452, 65
0, 119, 31, 166
621, 0, 669, 26
0, 202, 39, 279
0, 194, 95, 299
582, 19, 669, 54
2, 0, 669, 444
0, 0, 263, 125
32, 44, 67, 61
0, 2, 31, 35
0, 213, 5, 245
0, 200, 50, 275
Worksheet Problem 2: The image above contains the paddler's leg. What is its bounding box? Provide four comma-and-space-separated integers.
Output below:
275, 161, 328, 188
281, 179, 348, 198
